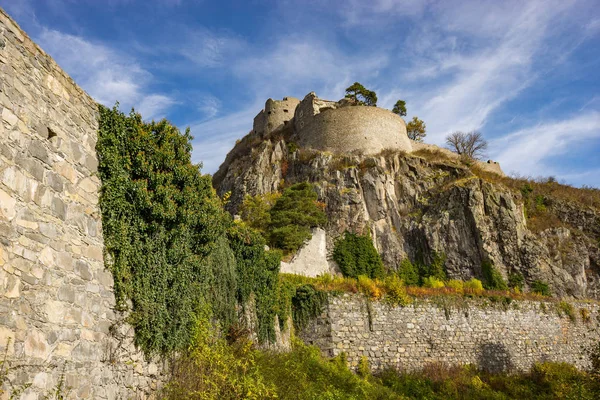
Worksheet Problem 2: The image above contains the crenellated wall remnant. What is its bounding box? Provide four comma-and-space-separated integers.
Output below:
300, 294, 600, 373
0, 8, 160, 399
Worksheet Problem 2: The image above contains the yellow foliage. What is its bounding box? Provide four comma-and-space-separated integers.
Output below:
446, 279, 464, 294
357, 275, 382, 299
422, 276, 445, 289
463, 278, 484, 294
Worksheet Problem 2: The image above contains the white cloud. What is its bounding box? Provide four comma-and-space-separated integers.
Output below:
35, 29, 173, 117
377, 0, 581, 146
179, 28, 244, 68
199, 95, 222, 120
137, 94, 177, 121
491, 111, 600, 178
188, 106, 260, 173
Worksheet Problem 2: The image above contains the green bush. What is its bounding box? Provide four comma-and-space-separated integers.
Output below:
508, 272, 524, 290
240, 192, 280, 233
446, 280, 464, 292
333, 232, 385, 279
419, 252, 447, 281
269, 182, 327, 253
481, 261, 507, 290
531, 280, 551, 296
383, 275, 411, 306
398, 259, 419, 286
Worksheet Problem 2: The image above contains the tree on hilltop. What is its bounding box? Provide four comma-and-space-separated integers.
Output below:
392, 100, 407, 117
406, 116, 426, 142
344, 82, 377, 106
445, 130, 488, 159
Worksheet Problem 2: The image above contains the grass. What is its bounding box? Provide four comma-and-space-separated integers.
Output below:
165, 326, 600, 400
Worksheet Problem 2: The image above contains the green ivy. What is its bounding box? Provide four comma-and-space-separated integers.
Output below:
97, 105, 230, 355
227, 224, 282, 343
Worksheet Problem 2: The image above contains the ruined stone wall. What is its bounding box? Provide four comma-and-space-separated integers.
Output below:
253, 97, 299, 137
0, 8, 159, 399
300, 294, 600, 373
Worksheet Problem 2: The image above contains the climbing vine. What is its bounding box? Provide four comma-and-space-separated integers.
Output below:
97, 105, 237, 355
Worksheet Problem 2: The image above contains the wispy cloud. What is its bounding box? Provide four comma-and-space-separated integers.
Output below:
178, 27, 245, 68
137, 94, 177, 121
35, 28, 174, 116
491, 111, 600, 178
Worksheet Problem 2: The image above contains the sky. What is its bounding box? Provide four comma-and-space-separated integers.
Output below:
3, 0, 600, 187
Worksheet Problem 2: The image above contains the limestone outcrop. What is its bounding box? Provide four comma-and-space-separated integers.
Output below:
214, 132, 600, 299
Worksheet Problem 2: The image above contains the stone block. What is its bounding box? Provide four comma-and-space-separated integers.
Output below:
0, 187, 17, 220
28, 140, 50, 164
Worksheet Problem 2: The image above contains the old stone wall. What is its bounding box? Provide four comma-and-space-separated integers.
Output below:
296, 106, 412, 155
300, 294, 600, 373
253, 97, 300, 137
0, 8, 159, 399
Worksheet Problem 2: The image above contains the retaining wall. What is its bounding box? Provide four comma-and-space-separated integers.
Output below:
300, 294, 600, 373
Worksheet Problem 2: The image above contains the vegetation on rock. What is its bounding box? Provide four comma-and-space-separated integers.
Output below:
333, 232, 385, 279
345, 82, 378, 106
268, 182, 327, 253
392, 100, 407, 117
406, 116, 427, 142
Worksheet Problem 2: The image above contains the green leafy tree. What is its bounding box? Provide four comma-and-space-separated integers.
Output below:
398, 258, 419, 286
406, 116, 427, 142
392, 100, 407, 117
344, 82, 378, 106
333, 232, 385, 279
269, 182, 327, 253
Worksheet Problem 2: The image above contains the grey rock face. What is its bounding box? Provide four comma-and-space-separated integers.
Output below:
215, 138, 600, 299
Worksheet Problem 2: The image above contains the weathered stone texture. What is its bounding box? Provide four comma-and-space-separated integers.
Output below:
0, 8, 159, 399
300, 294, 600, 372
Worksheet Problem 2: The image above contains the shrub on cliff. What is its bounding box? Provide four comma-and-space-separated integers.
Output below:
333, 232, 385, 279
398, 258, 419, 286
481, 261, 508, 290
268, 182, 327, 253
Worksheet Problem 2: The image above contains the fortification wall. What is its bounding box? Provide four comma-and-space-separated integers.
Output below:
295, 106, 413, 155
253, 97, 299, 137
300, 294, 600, 372
0, 9, 159, 399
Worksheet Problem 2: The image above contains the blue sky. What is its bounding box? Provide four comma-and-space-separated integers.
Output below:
3, 0, 600, 187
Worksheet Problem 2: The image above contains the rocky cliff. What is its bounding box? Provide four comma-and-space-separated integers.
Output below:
214, 122, 600, 300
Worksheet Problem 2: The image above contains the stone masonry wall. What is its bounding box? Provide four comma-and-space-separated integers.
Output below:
300, 294, 600, 373
0, 8, 159, 399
